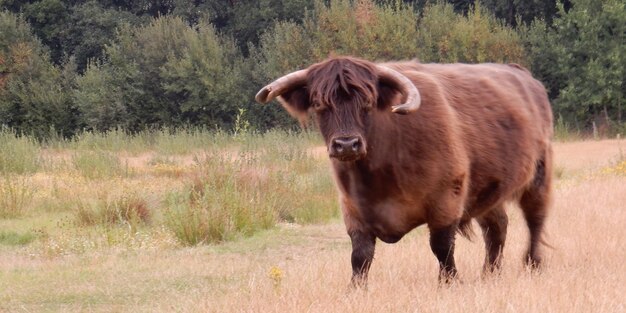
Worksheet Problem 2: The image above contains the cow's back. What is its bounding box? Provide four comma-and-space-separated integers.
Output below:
395, 62, 553, 216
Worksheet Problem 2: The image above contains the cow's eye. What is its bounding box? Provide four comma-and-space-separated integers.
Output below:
313, 101, 327, 112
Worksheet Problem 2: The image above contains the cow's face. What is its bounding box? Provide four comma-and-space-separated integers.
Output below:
313, 92, 372, 161
280, 59, 380, 161
256, 57, 421, 162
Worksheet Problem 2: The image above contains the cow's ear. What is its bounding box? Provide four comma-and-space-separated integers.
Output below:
277, 87, 311, 126
376, 80, 404, 111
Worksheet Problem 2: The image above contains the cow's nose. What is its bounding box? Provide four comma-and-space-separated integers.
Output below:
332, 137, 361, 153
330, 136, 364, 160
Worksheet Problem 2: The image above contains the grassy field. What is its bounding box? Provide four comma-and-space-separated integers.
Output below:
1, 130, 625, 312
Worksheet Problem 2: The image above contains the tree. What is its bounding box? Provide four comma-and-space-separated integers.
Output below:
416, 2, 525, 63
248, 0, 527, 128
0, 12, 78, 139
479, 0, 570, 26
21, 0, 70, 63
524, 0, 625, 129
74, 16, 245, 132
248, 0, 422, 129
202, 0, 315, 55
63, 1, 139, 73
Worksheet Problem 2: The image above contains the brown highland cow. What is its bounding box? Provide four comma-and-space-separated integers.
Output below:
256, 56, 553, 286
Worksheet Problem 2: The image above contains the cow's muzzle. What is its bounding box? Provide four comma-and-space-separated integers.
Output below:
329, 136, 366, 161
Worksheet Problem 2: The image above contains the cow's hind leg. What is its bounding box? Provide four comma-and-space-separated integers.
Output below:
519, 152, 552, 269
476, 206, 508, 273
349, 230, 376, 288
429, 223, 458, 283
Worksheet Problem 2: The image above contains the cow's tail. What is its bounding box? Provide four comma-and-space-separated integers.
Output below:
539, 232, 556, 250
457, 218, 475, 241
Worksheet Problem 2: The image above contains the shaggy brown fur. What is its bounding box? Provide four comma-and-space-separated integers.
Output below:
257, 56, 553, 285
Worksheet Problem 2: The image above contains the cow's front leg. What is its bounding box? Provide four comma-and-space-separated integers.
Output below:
349, 230, 376, 288
429, 223, 458, 283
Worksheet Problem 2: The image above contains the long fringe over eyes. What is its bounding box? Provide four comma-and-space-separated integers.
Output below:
307, 57, 379, 111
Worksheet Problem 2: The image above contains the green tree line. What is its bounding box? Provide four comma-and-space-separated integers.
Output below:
0, 0, 624, 138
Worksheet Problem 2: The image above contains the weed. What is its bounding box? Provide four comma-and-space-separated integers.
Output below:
268, 265, 284, 290
233, 108, 251, 138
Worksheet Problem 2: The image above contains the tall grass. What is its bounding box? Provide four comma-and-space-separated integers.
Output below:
165, 179, 277, 245
553, 115, 582, 142
0, 128, 40, 174
74, 191, 150, 231
72, 150, 129, 179
0, 176, 34, 218
8, 126, 322, 156
164, 135, 336, 245
48, 127, 233, 154
1, 127, 334, 246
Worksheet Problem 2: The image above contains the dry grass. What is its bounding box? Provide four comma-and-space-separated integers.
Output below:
553, 138, 625, 173
1, 139, 625, 312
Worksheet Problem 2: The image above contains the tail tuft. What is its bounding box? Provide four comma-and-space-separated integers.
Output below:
540, 233, 556, 250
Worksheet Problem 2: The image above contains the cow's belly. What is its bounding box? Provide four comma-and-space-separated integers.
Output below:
360, 198, 427, 244
335, 161, 430, 243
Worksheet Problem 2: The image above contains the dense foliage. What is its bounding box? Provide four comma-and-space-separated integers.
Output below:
523, 0, 625, 131
0, 0, 624, 138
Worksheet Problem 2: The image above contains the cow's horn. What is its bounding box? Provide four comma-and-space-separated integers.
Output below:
255, 69, 309, 104
376, 66, 421, 114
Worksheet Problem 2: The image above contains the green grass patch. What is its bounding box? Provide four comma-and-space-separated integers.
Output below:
0, 230, 37, 246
